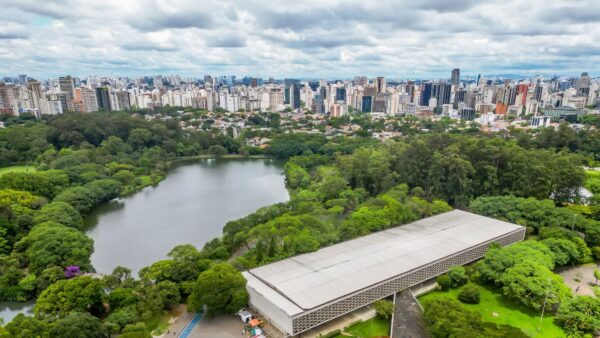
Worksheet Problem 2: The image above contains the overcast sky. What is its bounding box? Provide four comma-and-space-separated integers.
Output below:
1, 0, 599, 79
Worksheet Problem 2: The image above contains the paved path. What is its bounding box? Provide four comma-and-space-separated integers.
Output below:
557, 263, 600, 296
156, 305, 195, 338
391, 290, 429, 338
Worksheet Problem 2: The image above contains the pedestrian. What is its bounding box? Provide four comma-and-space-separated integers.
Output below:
576, 286, 580, 293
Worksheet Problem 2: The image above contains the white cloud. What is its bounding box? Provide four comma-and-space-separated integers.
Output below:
0, 0, 599, 79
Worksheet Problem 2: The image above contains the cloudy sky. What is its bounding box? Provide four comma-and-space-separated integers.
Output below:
1, 0, 599, 79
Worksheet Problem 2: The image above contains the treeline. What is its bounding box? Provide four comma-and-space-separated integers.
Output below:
277, 135, 585, 206
0, 111, 242, 167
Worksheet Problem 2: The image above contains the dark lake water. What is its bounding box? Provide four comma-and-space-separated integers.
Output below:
85, 158, 289, 274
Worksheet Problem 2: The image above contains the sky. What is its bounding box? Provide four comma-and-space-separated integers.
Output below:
1, 0, 600, 79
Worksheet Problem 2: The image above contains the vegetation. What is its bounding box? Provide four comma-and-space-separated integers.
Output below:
2, 111, 600, 336
421, 284, 565, 337
373, 299, 394, 319
331, 317, 390, 338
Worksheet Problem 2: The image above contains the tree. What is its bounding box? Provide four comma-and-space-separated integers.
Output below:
53, 186, 97, 214
14, 222, 94, 274
556, 296, 600, 334
104, 306, 140, 334
594, 269, 600, 286
373, 299, 394, 319
187, 263, 248, 316
477, 241, 555, 284
499, 261, 571, 311
128, 128, 152, 150
0, 314, 49, 338
49, 312, 107, 338
35, 276, 106, 318
207, 145, 226, 156
458, 284, 480, 304
284, 163, 311, 190
541, 238, 581, 266
33, 202, 84, 229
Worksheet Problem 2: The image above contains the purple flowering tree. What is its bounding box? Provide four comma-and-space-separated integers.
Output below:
65, 265, 80, 278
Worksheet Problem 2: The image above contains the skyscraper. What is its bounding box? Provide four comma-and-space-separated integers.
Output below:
26, 80, 42, 111
95, 87, 111, 111
420, 83, 433, 106
58, 76, 75, 111
335, 87, 346, 102
376, 77, 386, 94
578, 72, 591, 96
451, 68, 460, 88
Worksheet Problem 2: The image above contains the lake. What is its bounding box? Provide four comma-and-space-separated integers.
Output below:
85, 158, 289, 274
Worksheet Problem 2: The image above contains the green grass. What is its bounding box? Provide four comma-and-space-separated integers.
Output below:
0, 165, 36, 176
332, 317, 390, 338
419, 284, 565, 338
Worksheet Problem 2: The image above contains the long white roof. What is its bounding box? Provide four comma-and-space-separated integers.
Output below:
245, 210, 523, 314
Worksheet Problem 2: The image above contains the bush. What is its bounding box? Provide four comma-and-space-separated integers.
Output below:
447, 266, 469, 287
373, 299, 394, 319
437, 274, 452, 291
458, 284, 480, 304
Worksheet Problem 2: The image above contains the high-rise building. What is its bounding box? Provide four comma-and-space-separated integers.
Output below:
95, 87, 111, 111
58, 76, 75, 111
420, 83, 432, 106
451, 68, 460, 88
335, 87, 346, 102
18, 74, 27, 85
432, 83, 451, 106
578, 72, 591, 96
26, 80, 42, 111
453, 89, 466, 109
0, 82, 18, 115
406, 81, 415, 103
376, 77, 386, 94
59, 76, 75, 96
81, 88, 98, 112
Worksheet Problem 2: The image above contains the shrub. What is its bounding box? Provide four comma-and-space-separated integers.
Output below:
437, 274, 452, 291
373, 299, 394, 319
447, 266, 469, 287
458, 284, 480, 304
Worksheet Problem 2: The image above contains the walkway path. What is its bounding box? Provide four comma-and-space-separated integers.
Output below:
155, 305, 195, 338
391, 290, 429, 338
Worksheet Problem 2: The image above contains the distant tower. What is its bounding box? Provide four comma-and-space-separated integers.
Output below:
376, 77, 386, 94
451, 68, 460, 88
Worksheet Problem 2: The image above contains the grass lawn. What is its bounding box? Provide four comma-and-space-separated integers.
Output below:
333, 317, 390, 338
419, 284, 565, 338
0, 165, 36, 176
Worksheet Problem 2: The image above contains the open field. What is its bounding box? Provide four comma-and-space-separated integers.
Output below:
0, 165, 36, 176
419, 284, 565, 338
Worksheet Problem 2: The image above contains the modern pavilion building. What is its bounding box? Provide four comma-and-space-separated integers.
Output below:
242, 210, 525, 337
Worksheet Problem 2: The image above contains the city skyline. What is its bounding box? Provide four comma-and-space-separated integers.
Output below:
1, 0, 600, 78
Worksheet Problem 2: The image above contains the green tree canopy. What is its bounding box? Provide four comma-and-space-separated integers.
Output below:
35, 276, 106, 318
33, 202, 84, 230
15, 222, 93, 274
187, 263, 248, 316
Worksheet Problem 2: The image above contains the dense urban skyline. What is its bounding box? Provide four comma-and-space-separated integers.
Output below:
1, 0, 600, 78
